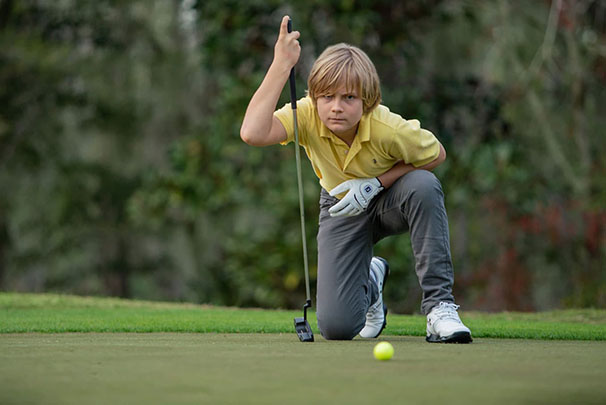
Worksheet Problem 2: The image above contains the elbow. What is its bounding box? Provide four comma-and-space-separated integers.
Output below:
240, 129, 251, 145
437, 143, 446, 164
240, 123, 269, 146
426, 144, 446, 171
240, 126, 257, 146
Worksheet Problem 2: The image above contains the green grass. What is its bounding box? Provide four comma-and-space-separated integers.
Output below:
2, 333, 606, 404
2, 293, 606, 404
2, 292, 606, 340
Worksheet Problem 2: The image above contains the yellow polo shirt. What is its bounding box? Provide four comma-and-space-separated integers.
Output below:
274, 96, 440, 194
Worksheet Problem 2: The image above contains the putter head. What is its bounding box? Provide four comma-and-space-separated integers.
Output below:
294, 317, 314, 342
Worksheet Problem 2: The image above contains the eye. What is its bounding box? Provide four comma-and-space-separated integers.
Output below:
323, 95, 333, 100
346, 95, 356, 100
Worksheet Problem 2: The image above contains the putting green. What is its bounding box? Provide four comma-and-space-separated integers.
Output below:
1, 333, 605, 404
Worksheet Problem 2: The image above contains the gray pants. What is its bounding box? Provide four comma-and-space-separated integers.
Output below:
316, 170, 455, 340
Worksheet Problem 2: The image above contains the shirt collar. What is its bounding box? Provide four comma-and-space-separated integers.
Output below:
357, 113, 370, 143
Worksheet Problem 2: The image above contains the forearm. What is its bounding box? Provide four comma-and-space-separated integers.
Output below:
377, 161, 415, 189
241, 16, 300, 146
240, 63, 290, 144
378, 143, 446, 189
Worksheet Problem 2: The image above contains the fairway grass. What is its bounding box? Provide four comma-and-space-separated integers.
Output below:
2, 333, 606, 404
1, 293, 606, 340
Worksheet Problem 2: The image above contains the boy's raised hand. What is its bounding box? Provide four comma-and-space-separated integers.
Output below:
274, 16, 301, 72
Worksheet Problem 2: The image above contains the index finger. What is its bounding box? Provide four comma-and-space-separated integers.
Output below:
279, 16, 290, 37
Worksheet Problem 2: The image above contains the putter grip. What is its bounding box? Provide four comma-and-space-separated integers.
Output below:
287, 19, 297, 110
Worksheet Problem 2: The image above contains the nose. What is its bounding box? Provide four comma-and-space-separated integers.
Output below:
331, 99, 343, 113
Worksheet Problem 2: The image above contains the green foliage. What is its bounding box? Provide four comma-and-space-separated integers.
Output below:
1, 0, 605, 311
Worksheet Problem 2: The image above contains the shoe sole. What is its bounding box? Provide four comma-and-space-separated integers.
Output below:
425, 331, 473, 344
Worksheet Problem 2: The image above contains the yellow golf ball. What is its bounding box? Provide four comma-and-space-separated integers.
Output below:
373, 341, 394, 361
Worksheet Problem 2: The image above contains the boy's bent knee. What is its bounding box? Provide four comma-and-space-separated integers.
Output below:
397, 170, 443, 201
404, 169, 439, 187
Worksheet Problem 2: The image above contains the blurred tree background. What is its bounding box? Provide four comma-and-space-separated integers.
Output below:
1, 0, 604, 313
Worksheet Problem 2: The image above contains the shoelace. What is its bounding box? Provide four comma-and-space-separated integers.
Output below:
433, 302, 462, 322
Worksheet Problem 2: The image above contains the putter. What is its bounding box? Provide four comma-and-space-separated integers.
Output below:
288, 18, 314, 343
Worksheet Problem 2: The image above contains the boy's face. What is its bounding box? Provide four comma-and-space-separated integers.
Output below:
316, 86, 364, 140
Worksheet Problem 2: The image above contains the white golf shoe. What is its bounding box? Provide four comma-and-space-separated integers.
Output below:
359, 257, 390, 338
426, 302, 472, 343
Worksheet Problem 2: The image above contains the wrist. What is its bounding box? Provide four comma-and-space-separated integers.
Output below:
269, 60, 293, 76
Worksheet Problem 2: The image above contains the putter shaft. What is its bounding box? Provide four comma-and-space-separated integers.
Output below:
293, 112, 311, 302
288, 18, 313, 342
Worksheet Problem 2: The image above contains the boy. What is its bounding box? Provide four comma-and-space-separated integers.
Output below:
240, 16, 472, 343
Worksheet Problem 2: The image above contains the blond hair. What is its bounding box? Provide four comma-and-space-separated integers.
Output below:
307, 43, 381, 113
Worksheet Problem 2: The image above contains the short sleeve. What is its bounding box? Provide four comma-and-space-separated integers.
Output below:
390, 119, 440, 167
274, 97, 313, 146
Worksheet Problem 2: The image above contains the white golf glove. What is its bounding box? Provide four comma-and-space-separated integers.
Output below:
328, 177, 384, 217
